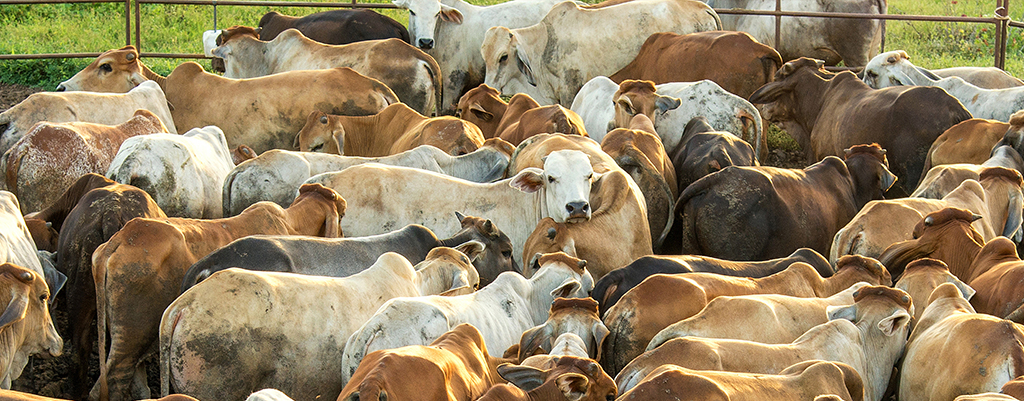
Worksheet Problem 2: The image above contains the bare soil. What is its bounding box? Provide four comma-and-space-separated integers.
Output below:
0, 82, 41, 112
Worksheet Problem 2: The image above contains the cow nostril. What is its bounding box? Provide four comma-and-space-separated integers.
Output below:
418, 39, 434, 49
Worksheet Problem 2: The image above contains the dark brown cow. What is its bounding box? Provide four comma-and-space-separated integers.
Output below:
963, 237, 1024, 322
25, 173, 165, 399
749, 57, 973, 193
609, 31, 782, 99
456, 84, 508, 138
670, 116, 758, 194
675, 144, 896, 261
258, 9, 410, 45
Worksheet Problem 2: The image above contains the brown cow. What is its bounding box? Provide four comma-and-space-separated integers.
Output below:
498, 105, 588, 146
91, 184, 346, 400
921, 118, 1010, 181
456, 84, 508, 138
965, 237, 1024, 322
616, 360, 864, 401
337, 323, 513, 401
749, 57, 973, 193
521, 215, 651, 283
25, 173, 165, 399
880, 208, 988, 280
669, 116, 758, 197
257, 9, 410, 45
2, 110, 167, 213
609, 31, 782, 99
602, 114, 677, 196
675, 144, 896, 261
894, 258, 976, 328
899, 283, 1024, 401
478, 356, 617, 401
0, 263, 62, 391
295, 104, 484, 157
610, 80, 682, 131
601, 255, 891, 374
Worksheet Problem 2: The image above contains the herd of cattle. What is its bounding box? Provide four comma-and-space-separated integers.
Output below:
6, 0, 1024, 400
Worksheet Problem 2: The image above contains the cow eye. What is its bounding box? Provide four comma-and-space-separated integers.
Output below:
409, 10, 416, 15
547, 176, 555, 183
100, 63, 113, 72
311, 143, 324, 152
498, 54, 508, 64
867, 71, 877, 78
606, 395, 615, 401
586, 173, 593, 180
501, 250, 512, 258
39, 294, 48, 303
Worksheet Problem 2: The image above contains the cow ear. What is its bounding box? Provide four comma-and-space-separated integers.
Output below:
550, 278, 582, 299
516, 47, 537, 87
322, 214, 341, 238
455, 211, 468, 224
498, 363, 547, 392
878, 309, 911, 336
591, 322, 610, 361
332, 128, 345, 155
439, 4, 464, 24
0, 285, 29, 329
826, 304, 858, 322
469, 103, 494, 122
616, 96, 635, 116
518, 325, 552, 361
953, 277, 977, 301
454, 239, 485, 262
748, 81, 794, 104
556, 373, 590, 401
880, 165, 897, 191
655, 95, 681, 114
211, 45, 229, 58
510, 168, 545, 193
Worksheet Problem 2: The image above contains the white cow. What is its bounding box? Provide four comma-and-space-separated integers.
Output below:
0, 192, 65, 294
571, 76, 762, 153
222, 144, 510, 216
306, 150, 626, 266
159, 247, 482, 401
706, 0, 885, 67
107, 126, 235, 219
202, 29, 221, 57
863, 50, 1024, 122
339, 252, 593, 384
0, 81, 175, 156
393, 0, 567, 112
482, 0, 720, 106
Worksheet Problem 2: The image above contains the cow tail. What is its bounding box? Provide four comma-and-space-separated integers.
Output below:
222, 167, 239, 217
93, 243, 112, 401
707, 8, 723, 30
675, 174, 718, 255
760, 51, 783, 85
422, 54, 444, 116
159, 305, 183, 396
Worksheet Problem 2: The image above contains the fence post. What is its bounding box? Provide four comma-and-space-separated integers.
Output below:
774, 0, 781, 50
134, 0, 141, 51
124, 0, 131, 46
999, 0, 1010, 70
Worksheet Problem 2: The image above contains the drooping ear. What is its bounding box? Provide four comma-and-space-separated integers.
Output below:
952, 277, 977, 301
877, 309, 912, 336
1003, 190, 1023, 239
469, 102, 494, 122
332, 128, 345, 155
551, 278, 582, 299
616, 96, 635, 116
211, 45, 230, 59
880, 165, 897, 191
748, 80, 795, 104
655, 95, 682, 113
555, 373, 590, 401
323, 214, 341, 238
826, 304, 858, 322
439, 4, 464, 24
516, 46, 537, 87
0, 284, 29, 329
292, 130, 303, 150
591, 322, 610, 361
455, 239, 486, 262
498, 363, 547, 392
518, 325, 552, 361
510, 168, 545, 193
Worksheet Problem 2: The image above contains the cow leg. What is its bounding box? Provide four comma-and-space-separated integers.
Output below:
1004, 303, 1024, 324
131, 364, 151, 400
68, 248, 98, 400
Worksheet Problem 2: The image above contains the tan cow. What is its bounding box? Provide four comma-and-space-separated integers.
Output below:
521, 215, 652, 283
0, 263, 62, 390
456, 84, 508, 138
609, 31, 782, 99
338, 323, 513, 401
618, 286, 911, 401
912, 145, 1024, 200
516, 297, 608, 362
611, 80, 682, 133
921, 118, 1010, 178
498, 105, 588, 146
91, 184, 347, 401
602, 114, 677, 196
294, 104, 484, 157
894, 258, 976, 328
879, 208, 990, 280
478, 356, 617, 401
964, 237, 1024, 322
900, 283, 1024, 401
212, 27, 441, 115
2, 110, 168, 213
616, 360, 864, 401
602, 255, 891, 374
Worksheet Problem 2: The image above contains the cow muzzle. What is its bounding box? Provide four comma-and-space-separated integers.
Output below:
565, 201, 590, 223
418, 38, 434, 49
55, 83, 67, 92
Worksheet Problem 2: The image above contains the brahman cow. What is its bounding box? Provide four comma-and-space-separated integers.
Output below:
670, 116, 758, 200
0, 263, 62, 390
340, 252, 593, 383
393, 0, 566, 113
646, 282, 868, 349
520, 214, 651, 284
571, 77, 762, 156
481, 0, 720, 106
831, 167, 1024, 264
456, 84, 510, 138
159, 247, 481, 401
212, 27, 440, 114
900, 283, 1024, 401
516, 297, 608, 362
921, 118, 1010, 178
339, 324, 513, 401
90, 184, 346, 401
616, 360, 864, 401
24, 173, 165, 399
0, 80, 174, 157
257, 9, 410, 44
478, 356, 617, 401
294, 105, 484, 157
590, 247, 834, 316
675, 144, 896, 261
601, 255, 891, 374
619, 286, 911, 401
750, 57, 972, 193
964, 237, 1024, 322
609, 31, 782, 99
879, 208, 989, 280
2, 109, 167, 214
180, 213, 516, 288
222, 142, 510, 216
498, 104, 587, 146
913, 145, 1024, 200
507, 134, 659, 253
709, 0, 885, 67
864, 50, 1024, 122
0, 192, 65, 292
602, 114, 677, 197
930, 66, 1024, 89
306, 150, 634, 266
894, 258, 975, 329
106, 126, 234, 219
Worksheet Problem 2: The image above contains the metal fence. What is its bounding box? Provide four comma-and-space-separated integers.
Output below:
0, 0, 1018, 69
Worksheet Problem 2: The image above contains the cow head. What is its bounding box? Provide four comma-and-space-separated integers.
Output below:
518, 297, 609, 362
482, 26, 553, 104
418, 117, 484, 156
450, 212, 517, 286
413, 242, 483, 296
209, 25, 267, 78
510, 150, 596, 223
879, 207, 985, 279
392, 0, 463, 50
295, 111, 344, 154
497, 356, 616, 401
749, 58, 831, 156
612, 80, 681, 129
0, 263, 62, 384
456, 84, 508, 138
57, 46, 147, 92
525, 252, 594, 323
862, 50, 920, 89
843, 144, 897, 206
523, 218, 578, 271
894, 258, 974, 329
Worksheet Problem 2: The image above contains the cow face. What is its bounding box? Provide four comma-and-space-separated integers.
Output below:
295, 111, 344, 153
612, 80, 681, 130
862, 50, 917, 89
393, 0, 463, 50
56, 46, 147, 93
483, 26, 552, 105
210, 26, 268, 79
510, 150, 596, 224
456, 84, 507, 138
0, 263, 63, 383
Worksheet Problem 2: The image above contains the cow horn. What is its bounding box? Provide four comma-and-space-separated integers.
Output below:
577, 260, 587, 270
320, 115, 329, 124
547, 227, 557, 240
454, 211, 467, 223
971, 214, 983, 222
125, 52, 135, 61
924, 216, 935, 226
483, 220, 497, 236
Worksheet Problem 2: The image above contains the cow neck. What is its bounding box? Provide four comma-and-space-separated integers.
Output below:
748, 262, 822, 298
909, 295, 973, 343
968, 239, 1020, 283
802, 72, 859, 133
853, 301, 910, 401
339, 104, 425, 156
139, 62, 168, 92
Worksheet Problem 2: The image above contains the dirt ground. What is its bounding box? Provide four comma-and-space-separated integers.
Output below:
0, 82, 41, 112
